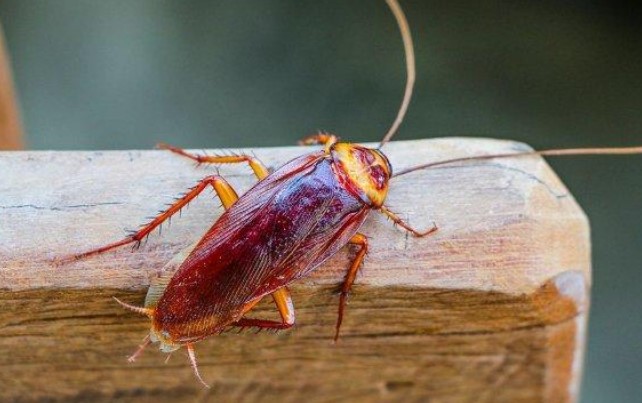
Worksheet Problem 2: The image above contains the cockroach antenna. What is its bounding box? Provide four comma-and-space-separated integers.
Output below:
378, 0, 415, 149
374, 0, 642, 172
393, 145, 642, 177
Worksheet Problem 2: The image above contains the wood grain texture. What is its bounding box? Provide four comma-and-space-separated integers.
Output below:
0, 23, 23, 150
0, 138, 590, 402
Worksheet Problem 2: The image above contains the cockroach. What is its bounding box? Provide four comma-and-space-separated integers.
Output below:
63, 0, 642, 388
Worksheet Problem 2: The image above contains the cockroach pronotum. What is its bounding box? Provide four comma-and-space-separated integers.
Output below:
63, 0, 642, 388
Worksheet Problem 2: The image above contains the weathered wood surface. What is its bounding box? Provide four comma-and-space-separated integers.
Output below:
0, 138, 590, 402
0, 23, 23, 150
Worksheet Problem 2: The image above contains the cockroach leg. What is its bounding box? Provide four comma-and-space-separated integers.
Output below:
334, 233, 368, 342
272, 287, 296, 326
210, 174, 239, 210
298, 133, 339, 152
379, 205, 439, 237
61, 175, 238, 262
186, 343, 210, 389
229, 288, 296, 330
157, 142, 269, 180
127, 334, 151, 363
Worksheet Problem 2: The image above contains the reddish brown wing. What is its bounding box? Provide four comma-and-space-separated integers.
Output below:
154, 151, 370, 342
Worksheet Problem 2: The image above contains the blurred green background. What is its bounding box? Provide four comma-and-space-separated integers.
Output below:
1, 0, 640, 401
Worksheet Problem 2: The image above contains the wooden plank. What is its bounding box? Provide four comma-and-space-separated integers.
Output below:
0, 22, 23, 150
0, 138, 589, 402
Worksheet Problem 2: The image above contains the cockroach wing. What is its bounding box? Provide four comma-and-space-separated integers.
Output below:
145, 241, 198, 309
145, 152, 326, 309
151, 151, 370, 341
145, 152, 327, 309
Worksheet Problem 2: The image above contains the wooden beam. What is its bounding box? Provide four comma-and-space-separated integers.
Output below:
0, 22, 23, 150
0, 138, 589, 402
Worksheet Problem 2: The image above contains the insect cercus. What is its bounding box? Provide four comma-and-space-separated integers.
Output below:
62, 0, 642, 388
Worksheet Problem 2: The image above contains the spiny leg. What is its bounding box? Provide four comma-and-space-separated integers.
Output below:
212, 175, 239, 210
379, 205, 439, 237
127, 334, 151, 363
298, 132, 339, 152
334, 233, 368, 342
157, 143, 269, 180
230, 287, 296, 331
63, 174, 239, 262
186, 343, 210, 389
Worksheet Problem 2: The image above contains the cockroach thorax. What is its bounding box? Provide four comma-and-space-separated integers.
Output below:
330, 142, 392, 207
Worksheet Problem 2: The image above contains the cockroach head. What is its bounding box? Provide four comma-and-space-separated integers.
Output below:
331, 143, 392, 208
149, 326, 181, 353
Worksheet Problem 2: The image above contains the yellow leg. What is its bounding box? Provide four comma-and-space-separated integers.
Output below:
298, 132, 339, 153
334, 233, 368, 342
379, 205, 439, 237
211, 176, 239, 209
232, 287, 296, 330
272, 288, 296, 326
157, 143, 269, 180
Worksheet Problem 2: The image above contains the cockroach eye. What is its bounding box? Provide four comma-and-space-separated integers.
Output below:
374, 149, 393, 176
371, 165, 387, 189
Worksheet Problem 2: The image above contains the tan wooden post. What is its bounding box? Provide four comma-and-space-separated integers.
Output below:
0, 138, 589, 402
